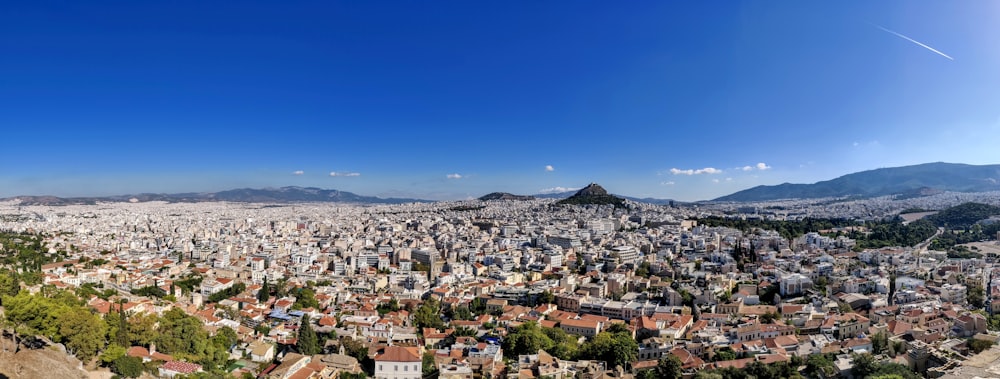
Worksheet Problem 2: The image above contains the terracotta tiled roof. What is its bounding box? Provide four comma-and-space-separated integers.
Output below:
161, 361, 202, 374
375, 346, 421, 362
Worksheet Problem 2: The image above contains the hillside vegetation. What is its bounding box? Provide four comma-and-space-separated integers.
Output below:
925, 202, 1000, 227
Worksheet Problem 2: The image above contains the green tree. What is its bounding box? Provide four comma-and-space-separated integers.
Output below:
760, 311, 780, 324
297, 315, 320, 355
422, 351, 437, 377
376, 298, 400, 315
414, 297, 446, 330
968, 284, 986, 309
970, 338, 995, 354
0, 270, 19, 304
502, 322, 553, 357
258, 280, 270, 303
451, 306, 473, 321
988, 314, 1000, 331
871, 331, 889, 355
113, 355, 144, 378
156, 307, 210, 357
100, 344, 127, 365
805, 354, 835, 379
540, 326, 579, 360
58, 309, 107, 361
105, 309, 128, 348
115, 301, 130, 347
635, 261, 651, 278
469, 297, 488, 315
207, 282, 246, 303
202, 331, 233, 372
851, 353, 878, 379
656, 355, 683, 379
537, 290, 556, 305
605, 322, 631, 335
294, 288, 319, 310
128, 312, 159, 347
579, 327, 638, 370
215, 326, 238, 349
3, 291, 64, 339
712, 348, 736, 362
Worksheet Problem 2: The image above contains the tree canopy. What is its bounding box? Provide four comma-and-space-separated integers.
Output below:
297, 315, 320, 355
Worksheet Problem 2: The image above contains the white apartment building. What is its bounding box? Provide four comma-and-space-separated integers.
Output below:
780, 273, 812, 296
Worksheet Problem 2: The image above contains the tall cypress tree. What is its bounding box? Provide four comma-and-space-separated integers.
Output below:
258, 280, 270, 303
297, 315, 319, 355
116, 300, 130, 347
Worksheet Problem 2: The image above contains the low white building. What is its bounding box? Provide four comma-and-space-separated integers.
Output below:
374, 346, 422, 379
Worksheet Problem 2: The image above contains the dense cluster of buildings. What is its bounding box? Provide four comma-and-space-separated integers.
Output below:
1, 192, 999, 379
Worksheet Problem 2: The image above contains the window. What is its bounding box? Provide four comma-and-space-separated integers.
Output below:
404, 365, 408, 372
379, 365, 383, 371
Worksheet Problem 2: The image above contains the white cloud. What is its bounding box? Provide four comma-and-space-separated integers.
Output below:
329, 172, 361, 177
712, 179, 720, 183
539, 186, 578, 194
660, 181, 675, 186
670, 167, 722, 175
292, 170, 304, 175
446, 173, 463, 179
726, 177, 733, 181
545, 165, 555, 172
740, 163, 771, 171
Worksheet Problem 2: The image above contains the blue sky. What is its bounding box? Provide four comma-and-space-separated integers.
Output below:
2, 2, 999, 201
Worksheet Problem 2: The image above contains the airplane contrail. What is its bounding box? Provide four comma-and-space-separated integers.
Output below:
872, 24, 954, 60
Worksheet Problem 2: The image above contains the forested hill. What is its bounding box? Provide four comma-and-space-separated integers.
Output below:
925, 202, 1000, 227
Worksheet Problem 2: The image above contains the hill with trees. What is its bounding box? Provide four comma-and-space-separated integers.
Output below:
555, 183, 626, 207
925, 202, 1000, 227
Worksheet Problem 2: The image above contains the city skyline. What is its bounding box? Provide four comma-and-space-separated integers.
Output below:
3, 2, 999, 201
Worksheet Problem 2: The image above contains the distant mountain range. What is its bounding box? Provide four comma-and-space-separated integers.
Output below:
23, 161, 991, 206
714, 162, 1000, 202
5, 186, 429, 205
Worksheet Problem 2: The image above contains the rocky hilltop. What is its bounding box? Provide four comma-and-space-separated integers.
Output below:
556, 183, 626, 207
0, 336, 88, 379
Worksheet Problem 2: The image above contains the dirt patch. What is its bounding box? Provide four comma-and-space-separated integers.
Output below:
0, 346, 89, 379
960, 241, 1000, 257
900, 211, 938, 225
